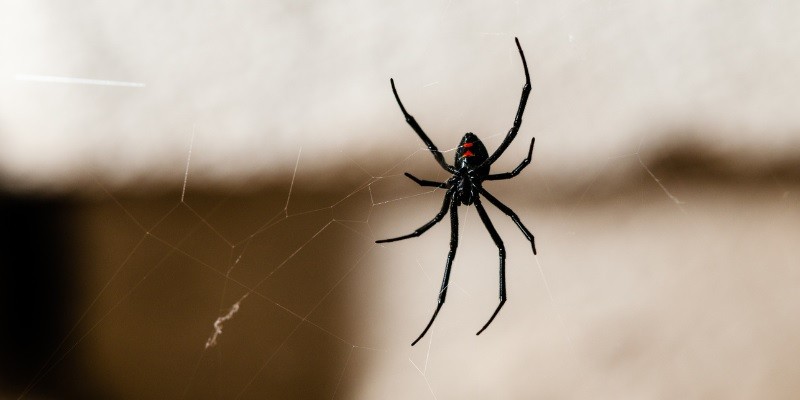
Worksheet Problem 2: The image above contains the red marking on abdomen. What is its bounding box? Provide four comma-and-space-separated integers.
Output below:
463, 150, 475, 157
463, 142, 474, 148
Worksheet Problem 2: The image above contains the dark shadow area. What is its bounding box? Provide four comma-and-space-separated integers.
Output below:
537, 135, 800, 208
1, 184, 363, 399
644, 139, 800, 185
3, 133, 798, 398
0, 193, 105, 398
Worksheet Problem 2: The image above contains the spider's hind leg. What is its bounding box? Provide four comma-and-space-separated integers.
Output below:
474, 199, 507, 336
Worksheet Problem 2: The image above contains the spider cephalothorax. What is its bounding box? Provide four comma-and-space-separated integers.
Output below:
377, 37, 537, 346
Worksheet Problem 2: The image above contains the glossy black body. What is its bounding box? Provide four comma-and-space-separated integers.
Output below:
454, 132, 489, 206
377, 37, 537, 346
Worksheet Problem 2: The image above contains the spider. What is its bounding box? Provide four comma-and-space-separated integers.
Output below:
377, 37, 537, 346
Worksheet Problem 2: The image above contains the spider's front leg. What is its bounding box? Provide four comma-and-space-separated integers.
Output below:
474, 198, 507, 335
411, 199, 460, 346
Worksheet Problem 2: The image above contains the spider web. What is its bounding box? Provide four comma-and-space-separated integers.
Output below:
9, 110, 580, 398
13, 54, 800, 397
12, 90, 800, 400
11, 102, 733, 399
8, 2, 800, 397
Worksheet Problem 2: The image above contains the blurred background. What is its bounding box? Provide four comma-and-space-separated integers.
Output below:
1, 1, 799, 399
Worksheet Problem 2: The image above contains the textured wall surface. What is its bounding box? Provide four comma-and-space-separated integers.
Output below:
1, 1, 798, 399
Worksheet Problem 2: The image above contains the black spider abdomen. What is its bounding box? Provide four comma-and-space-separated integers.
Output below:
455, 132, 490, 175
454, 132, 489, 205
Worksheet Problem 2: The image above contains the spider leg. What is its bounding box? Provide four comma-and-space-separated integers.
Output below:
375, 189, 453, 243
485, 138, 535, 181
474, 199, 507, 335
480, 188, 536, 255
411, 200, 459, 346
390, 79, 456, 174
405, 172, 448, 189
482, 37, 531, 168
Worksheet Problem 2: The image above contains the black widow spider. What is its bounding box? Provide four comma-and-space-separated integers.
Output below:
377, 37, 537, 346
